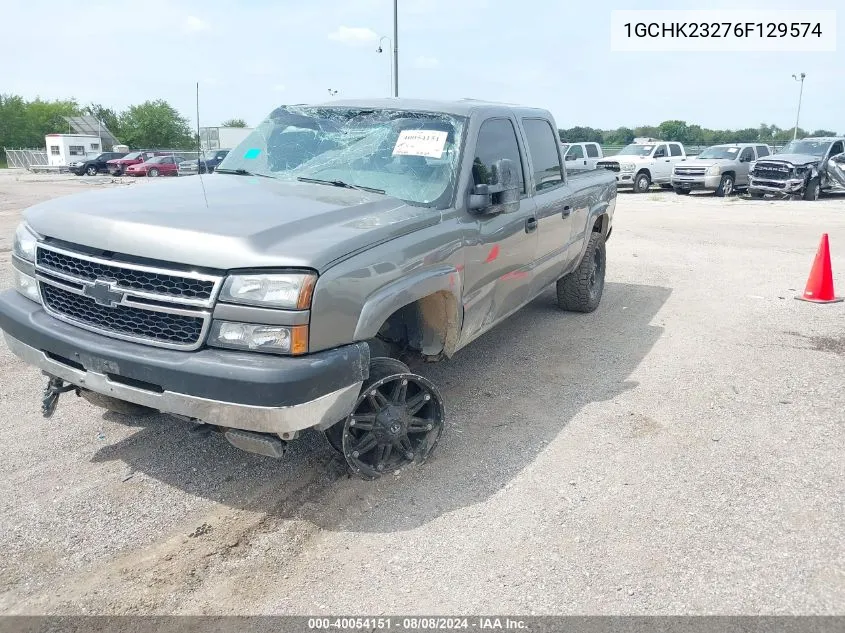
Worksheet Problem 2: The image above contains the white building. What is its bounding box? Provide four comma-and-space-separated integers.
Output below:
199, 126, 253, 151
44, 134, 103, 167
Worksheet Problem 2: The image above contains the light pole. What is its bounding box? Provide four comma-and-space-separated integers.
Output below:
792, 72, 805, 140
377, 36, 394, 96
392, 0, 398, 97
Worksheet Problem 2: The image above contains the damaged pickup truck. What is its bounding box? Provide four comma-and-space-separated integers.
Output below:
1, 99, 616, 479
748, 137, 845, 200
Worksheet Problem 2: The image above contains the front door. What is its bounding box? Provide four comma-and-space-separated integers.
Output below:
459, 117, 539, 346
652, 144, 672, 181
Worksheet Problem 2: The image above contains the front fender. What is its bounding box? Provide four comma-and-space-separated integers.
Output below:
353, 264, 463, 348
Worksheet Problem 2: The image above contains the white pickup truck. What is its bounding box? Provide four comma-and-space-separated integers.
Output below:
560, 142, 603, 172
597, 141, 687, 193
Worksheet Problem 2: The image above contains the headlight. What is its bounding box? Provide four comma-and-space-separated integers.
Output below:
12, 268, 41, 303
208, 321, 308, 355
620, 163, 635, 172
706, 165, 721, 176
13, 223, 38, 262
220, 273, 316, 309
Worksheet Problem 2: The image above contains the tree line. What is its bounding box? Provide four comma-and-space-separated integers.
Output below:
559, 121, 839, 146
0, 94, 248, 159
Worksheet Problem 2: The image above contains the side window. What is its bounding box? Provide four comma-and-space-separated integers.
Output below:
472, 118, 525, 194
829, 141, 844, 156
568, 144, 585, 160
669, 143, 683, 157
739, 147, 755, 162
653, 144, 667, 158
756, 145, 770, 157
522, 118, 564, 191
586, 143, 599, 158
50, 146, 60, 155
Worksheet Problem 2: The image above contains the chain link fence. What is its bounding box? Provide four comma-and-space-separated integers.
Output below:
4, 148, 49, 169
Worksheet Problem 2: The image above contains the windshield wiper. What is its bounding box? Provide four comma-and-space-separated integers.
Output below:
215, 168, 273, 178
296, 176, 385, 194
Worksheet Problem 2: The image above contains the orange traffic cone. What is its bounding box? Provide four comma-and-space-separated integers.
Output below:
796, 234, 843, 303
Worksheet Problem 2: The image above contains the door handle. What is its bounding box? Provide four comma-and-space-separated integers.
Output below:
665, 159, 670, 162
525, 217, 538, 233
562, 205, 572, 218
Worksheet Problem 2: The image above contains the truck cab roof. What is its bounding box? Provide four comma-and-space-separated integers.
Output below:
314, 98, 554, 120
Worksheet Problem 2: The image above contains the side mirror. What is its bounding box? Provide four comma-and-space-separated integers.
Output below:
468, 158, 520, 213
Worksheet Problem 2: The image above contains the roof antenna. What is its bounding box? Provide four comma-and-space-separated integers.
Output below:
196, 81, 209, 208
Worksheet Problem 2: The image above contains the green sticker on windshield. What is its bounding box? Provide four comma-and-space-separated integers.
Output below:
244, 148, 261, 159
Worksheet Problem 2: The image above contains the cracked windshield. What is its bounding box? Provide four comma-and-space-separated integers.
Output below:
217, 106, 464, 207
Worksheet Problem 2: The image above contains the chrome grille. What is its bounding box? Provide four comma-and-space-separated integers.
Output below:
37, 248, 215, 301
674, 167, 706, 176
596, 161, 619, 172
35, 243, 222, 350
752, 162, 792, 182
41, 285, 204, 346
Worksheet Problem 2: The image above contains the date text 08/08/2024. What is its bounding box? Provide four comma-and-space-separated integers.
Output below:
307, 617, 529, 630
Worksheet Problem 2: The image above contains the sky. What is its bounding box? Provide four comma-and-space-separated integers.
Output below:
4, 0, 842, 133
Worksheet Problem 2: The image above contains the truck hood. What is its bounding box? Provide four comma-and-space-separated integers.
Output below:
24, 174, 438, 272
760, 153, 820, 166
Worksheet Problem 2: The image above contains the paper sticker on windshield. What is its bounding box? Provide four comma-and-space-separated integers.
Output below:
392, 130, 448, 158
727, 147, 739, 154
244, 148, 261, 159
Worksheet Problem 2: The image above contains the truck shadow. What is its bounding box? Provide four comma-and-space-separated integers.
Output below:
91, 281, 671, 533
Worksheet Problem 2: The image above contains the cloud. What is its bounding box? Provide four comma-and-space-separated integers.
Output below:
273, 84, 286, 93
328, 26, 378, 45
414, 56, 440, 69
184, 15, 210, 33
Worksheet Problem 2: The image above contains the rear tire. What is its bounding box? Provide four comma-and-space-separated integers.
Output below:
802, 177, 820, 201
633, 172, 651, 193
556, 231, 606, 313
715, 174, 734, 197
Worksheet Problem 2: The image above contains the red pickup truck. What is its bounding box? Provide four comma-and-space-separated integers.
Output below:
107, 151, 169, 176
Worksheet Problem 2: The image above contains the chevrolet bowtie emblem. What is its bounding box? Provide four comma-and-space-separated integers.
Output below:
83, 280, 124, 307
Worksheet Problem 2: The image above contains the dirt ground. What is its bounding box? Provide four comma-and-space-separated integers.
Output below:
0, 170, 842, 615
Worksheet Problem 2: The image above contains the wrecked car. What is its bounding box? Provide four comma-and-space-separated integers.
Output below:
748, 137, 845, 200
0, 98, 615, 479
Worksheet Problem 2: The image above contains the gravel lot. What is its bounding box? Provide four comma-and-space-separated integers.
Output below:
0, 170, 842, 615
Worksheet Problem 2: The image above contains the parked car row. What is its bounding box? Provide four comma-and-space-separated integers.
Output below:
588, 135, 845, 200
69, 149, 232, 178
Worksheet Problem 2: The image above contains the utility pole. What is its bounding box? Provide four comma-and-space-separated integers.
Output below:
392, 0, 399, 97
792, 72, 805, 140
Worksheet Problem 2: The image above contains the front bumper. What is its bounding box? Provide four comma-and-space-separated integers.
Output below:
0, 290, 368, 434
670, 174, 722, 190
613, 172, 636, 187
748, 176, 806, 195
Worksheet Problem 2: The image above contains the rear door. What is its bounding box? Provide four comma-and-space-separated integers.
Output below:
564, 144, 587, 171
668, 143, 685, 175
459, 117, 539, 343
585, 143, 601, 169
520, 117, 577, 293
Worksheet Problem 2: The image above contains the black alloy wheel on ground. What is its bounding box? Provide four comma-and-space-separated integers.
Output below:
328, 357, 445, 480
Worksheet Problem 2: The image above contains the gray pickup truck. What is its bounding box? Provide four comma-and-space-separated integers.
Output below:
1, 99, 616, 479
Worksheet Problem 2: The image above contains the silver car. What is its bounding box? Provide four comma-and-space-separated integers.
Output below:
672, 143, 773, 196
